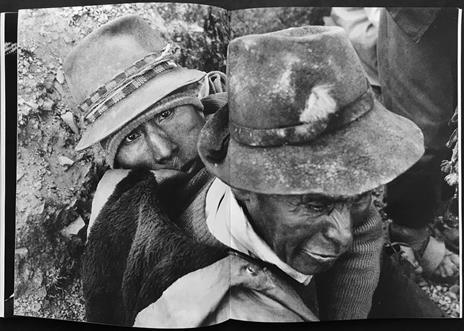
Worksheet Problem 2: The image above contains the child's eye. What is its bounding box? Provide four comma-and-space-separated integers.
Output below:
123, 131, 141, 144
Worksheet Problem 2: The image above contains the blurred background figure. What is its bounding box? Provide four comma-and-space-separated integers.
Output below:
325, 7, 459, 318
377, 7, 459, 282
327, 7, 459, 282
326, 7, 381, 94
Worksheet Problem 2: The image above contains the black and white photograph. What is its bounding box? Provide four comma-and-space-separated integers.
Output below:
6, 1, 462, 328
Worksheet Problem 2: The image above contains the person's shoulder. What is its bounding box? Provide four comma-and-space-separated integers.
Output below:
99, 169, 134, 189
95, 169, 134, 202
88, 169, 153, 236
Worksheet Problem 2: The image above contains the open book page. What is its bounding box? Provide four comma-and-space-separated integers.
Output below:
225, 5, 460, 321
11, 2, 462, 328
15, 2, 229, 325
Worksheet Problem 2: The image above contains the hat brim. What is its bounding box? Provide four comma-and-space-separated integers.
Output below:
198, 99, 424, 197
76, 67, 205, 151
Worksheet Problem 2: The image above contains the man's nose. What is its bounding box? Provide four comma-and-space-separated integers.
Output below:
325, 207, 353, 249
145, 124, 178, 163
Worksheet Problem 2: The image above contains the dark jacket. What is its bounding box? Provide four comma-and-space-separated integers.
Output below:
82, 167, 383, 325
81, 168, 227, 325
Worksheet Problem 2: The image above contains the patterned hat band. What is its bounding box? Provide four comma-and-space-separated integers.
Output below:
78, 44, 179, 124
230, 89, 374, 147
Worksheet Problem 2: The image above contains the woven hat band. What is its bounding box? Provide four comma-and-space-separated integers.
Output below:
78, 44, 179, 124
230, 89, 374, 147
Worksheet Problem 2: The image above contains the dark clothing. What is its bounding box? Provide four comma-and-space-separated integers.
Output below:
83, 167, 443, 324
385, 150, 453, 229
378, 8, 457, 227
81, 169, 227, 325
83, 168, 383, 324
369, 250, 445, 318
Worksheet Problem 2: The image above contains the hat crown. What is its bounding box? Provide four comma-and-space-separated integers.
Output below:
64, 15, 167, 104
198, 25, 424, 197
228, 26, 368, 131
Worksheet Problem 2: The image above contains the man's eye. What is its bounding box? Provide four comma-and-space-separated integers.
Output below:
307, 203, 328, 213
289, 197, 332, 215
155, 109, 175, 124
123, 131, 141, 144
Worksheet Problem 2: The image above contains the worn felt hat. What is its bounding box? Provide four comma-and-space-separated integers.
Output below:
198, 26, 424, 197
64, 15, 206, 151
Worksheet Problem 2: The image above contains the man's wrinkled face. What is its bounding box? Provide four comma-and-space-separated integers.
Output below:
236, 190, 372, 274
115, 105, 205, 174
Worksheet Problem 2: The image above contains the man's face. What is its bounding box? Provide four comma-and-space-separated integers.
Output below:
236, 190, 372, 274
115, 104, 205, 174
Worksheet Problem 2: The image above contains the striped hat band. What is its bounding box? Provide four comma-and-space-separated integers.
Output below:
78, 45, 179, 124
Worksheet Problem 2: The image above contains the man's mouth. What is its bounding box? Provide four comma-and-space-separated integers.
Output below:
300, 248, 339, 263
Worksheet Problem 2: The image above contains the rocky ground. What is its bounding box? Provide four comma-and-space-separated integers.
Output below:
14, 4, 459, 322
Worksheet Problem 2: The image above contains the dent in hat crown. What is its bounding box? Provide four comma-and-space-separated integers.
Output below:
227, 25, 369, 136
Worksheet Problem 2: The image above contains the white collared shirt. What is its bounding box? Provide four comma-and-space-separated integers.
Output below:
205, 178, 312, 286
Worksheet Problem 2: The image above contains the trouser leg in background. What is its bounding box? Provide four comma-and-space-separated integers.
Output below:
377, 8, 457, 231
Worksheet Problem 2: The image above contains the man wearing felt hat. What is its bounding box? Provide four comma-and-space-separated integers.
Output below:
63, 15, 227, 324
131, 26, 428, 327
64, 15, 226, 173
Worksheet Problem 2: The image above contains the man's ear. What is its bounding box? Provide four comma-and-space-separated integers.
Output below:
196, 108, 205, 120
